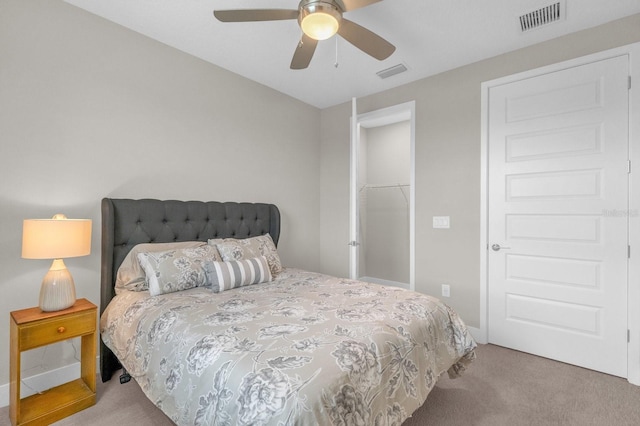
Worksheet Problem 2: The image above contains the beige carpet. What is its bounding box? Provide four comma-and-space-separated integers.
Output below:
2, 344, 640, 425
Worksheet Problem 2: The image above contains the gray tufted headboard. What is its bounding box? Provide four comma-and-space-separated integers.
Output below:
100, 198, 280, 381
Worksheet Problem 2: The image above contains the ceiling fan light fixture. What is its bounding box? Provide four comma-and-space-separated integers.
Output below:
300, 1, 342, 41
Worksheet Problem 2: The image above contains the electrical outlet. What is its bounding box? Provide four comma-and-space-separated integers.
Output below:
441, 284, 450, 298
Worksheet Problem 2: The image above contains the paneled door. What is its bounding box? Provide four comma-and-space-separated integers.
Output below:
487, 55, 630, 377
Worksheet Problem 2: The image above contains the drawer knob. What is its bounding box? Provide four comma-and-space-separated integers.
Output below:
57, 326, 66, 333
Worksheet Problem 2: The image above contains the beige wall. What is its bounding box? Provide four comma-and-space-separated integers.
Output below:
0, 0, 320, 386
320, 13, 640, 328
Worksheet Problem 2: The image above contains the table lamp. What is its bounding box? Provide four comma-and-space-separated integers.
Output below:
22, 214, 92, 311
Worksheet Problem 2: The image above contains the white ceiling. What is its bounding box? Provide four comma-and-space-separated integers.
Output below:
64, 0, 640, 109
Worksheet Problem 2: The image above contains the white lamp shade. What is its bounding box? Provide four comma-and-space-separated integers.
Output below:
22, 215, 91, 311
22, 217, 92, 259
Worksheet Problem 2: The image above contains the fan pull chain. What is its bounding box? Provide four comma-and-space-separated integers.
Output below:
334, 37, 339, 68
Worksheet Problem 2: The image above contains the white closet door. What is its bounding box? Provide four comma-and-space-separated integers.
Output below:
487, 55, 629, 377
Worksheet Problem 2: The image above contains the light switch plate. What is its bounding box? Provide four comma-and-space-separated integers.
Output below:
433, 216, 450, 229
441, 284, 450, 298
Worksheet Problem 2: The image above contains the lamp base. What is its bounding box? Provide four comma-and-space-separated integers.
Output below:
39, 259, 76, 312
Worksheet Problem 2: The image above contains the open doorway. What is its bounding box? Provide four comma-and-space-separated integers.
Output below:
350, 101, 415, 290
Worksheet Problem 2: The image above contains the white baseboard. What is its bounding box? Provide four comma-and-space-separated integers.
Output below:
467, 326, 486, 344
0, 357, 100, 409
359, 276, 410, 289
0, 381, 8, 409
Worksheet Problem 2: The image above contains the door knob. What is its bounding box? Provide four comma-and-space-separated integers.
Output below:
491, 244, 511, 251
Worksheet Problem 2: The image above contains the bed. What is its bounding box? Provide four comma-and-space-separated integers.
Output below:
99, 198, 476, 425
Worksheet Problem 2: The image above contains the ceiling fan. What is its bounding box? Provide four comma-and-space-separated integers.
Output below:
213, 0, 395, 70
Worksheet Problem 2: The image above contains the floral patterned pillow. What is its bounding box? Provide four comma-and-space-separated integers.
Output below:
137, 245, 221, 296
210, 234, 282, 277
115, 241, 211, 294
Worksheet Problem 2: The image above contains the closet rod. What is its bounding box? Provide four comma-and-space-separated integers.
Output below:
359, 183, 410, 205
359, 183, 410, 191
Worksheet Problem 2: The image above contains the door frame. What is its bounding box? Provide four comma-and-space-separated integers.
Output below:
480, 42, 640, 384
350, 100, 416, 290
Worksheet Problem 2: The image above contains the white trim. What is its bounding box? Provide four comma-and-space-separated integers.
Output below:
350, 101, 416, 290
359, 275, 409, 289
480, 42, 640, 384
349, 97, 359, 280
467, 326, 483, 345
628, 43, 640, 385
409, 103, 416, 290
479, 78, 489, 346
0, 356, 101, 408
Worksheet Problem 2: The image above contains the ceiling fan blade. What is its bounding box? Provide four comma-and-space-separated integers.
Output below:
213, 9, 298, 22
337, 18, 395, 60
335, 0, 382, 12
290, 34, 318, 70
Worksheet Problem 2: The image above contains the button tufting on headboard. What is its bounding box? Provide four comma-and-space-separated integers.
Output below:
100, 198, 280, 383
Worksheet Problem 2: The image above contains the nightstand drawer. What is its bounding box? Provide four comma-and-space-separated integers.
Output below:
18, 310, 95, 351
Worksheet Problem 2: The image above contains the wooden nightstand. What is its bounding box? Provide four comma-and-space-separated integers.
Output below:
9, 298, 97, 426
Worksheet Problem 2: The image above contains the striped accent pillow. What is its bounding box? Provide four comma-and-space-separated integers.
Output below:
206, 256, 272, 293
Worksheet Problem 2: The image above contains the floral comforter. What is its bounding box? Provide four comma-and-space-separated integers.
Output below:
100, 268, 476, 425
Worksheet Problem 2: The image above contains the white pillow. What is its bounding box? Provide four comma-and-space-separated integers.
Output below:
205, 256, 272, 293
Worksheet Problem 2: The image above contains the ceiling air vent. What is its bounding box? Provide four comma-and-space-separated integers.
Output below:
376, 63, 408, 79
519, 1, 565, 32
